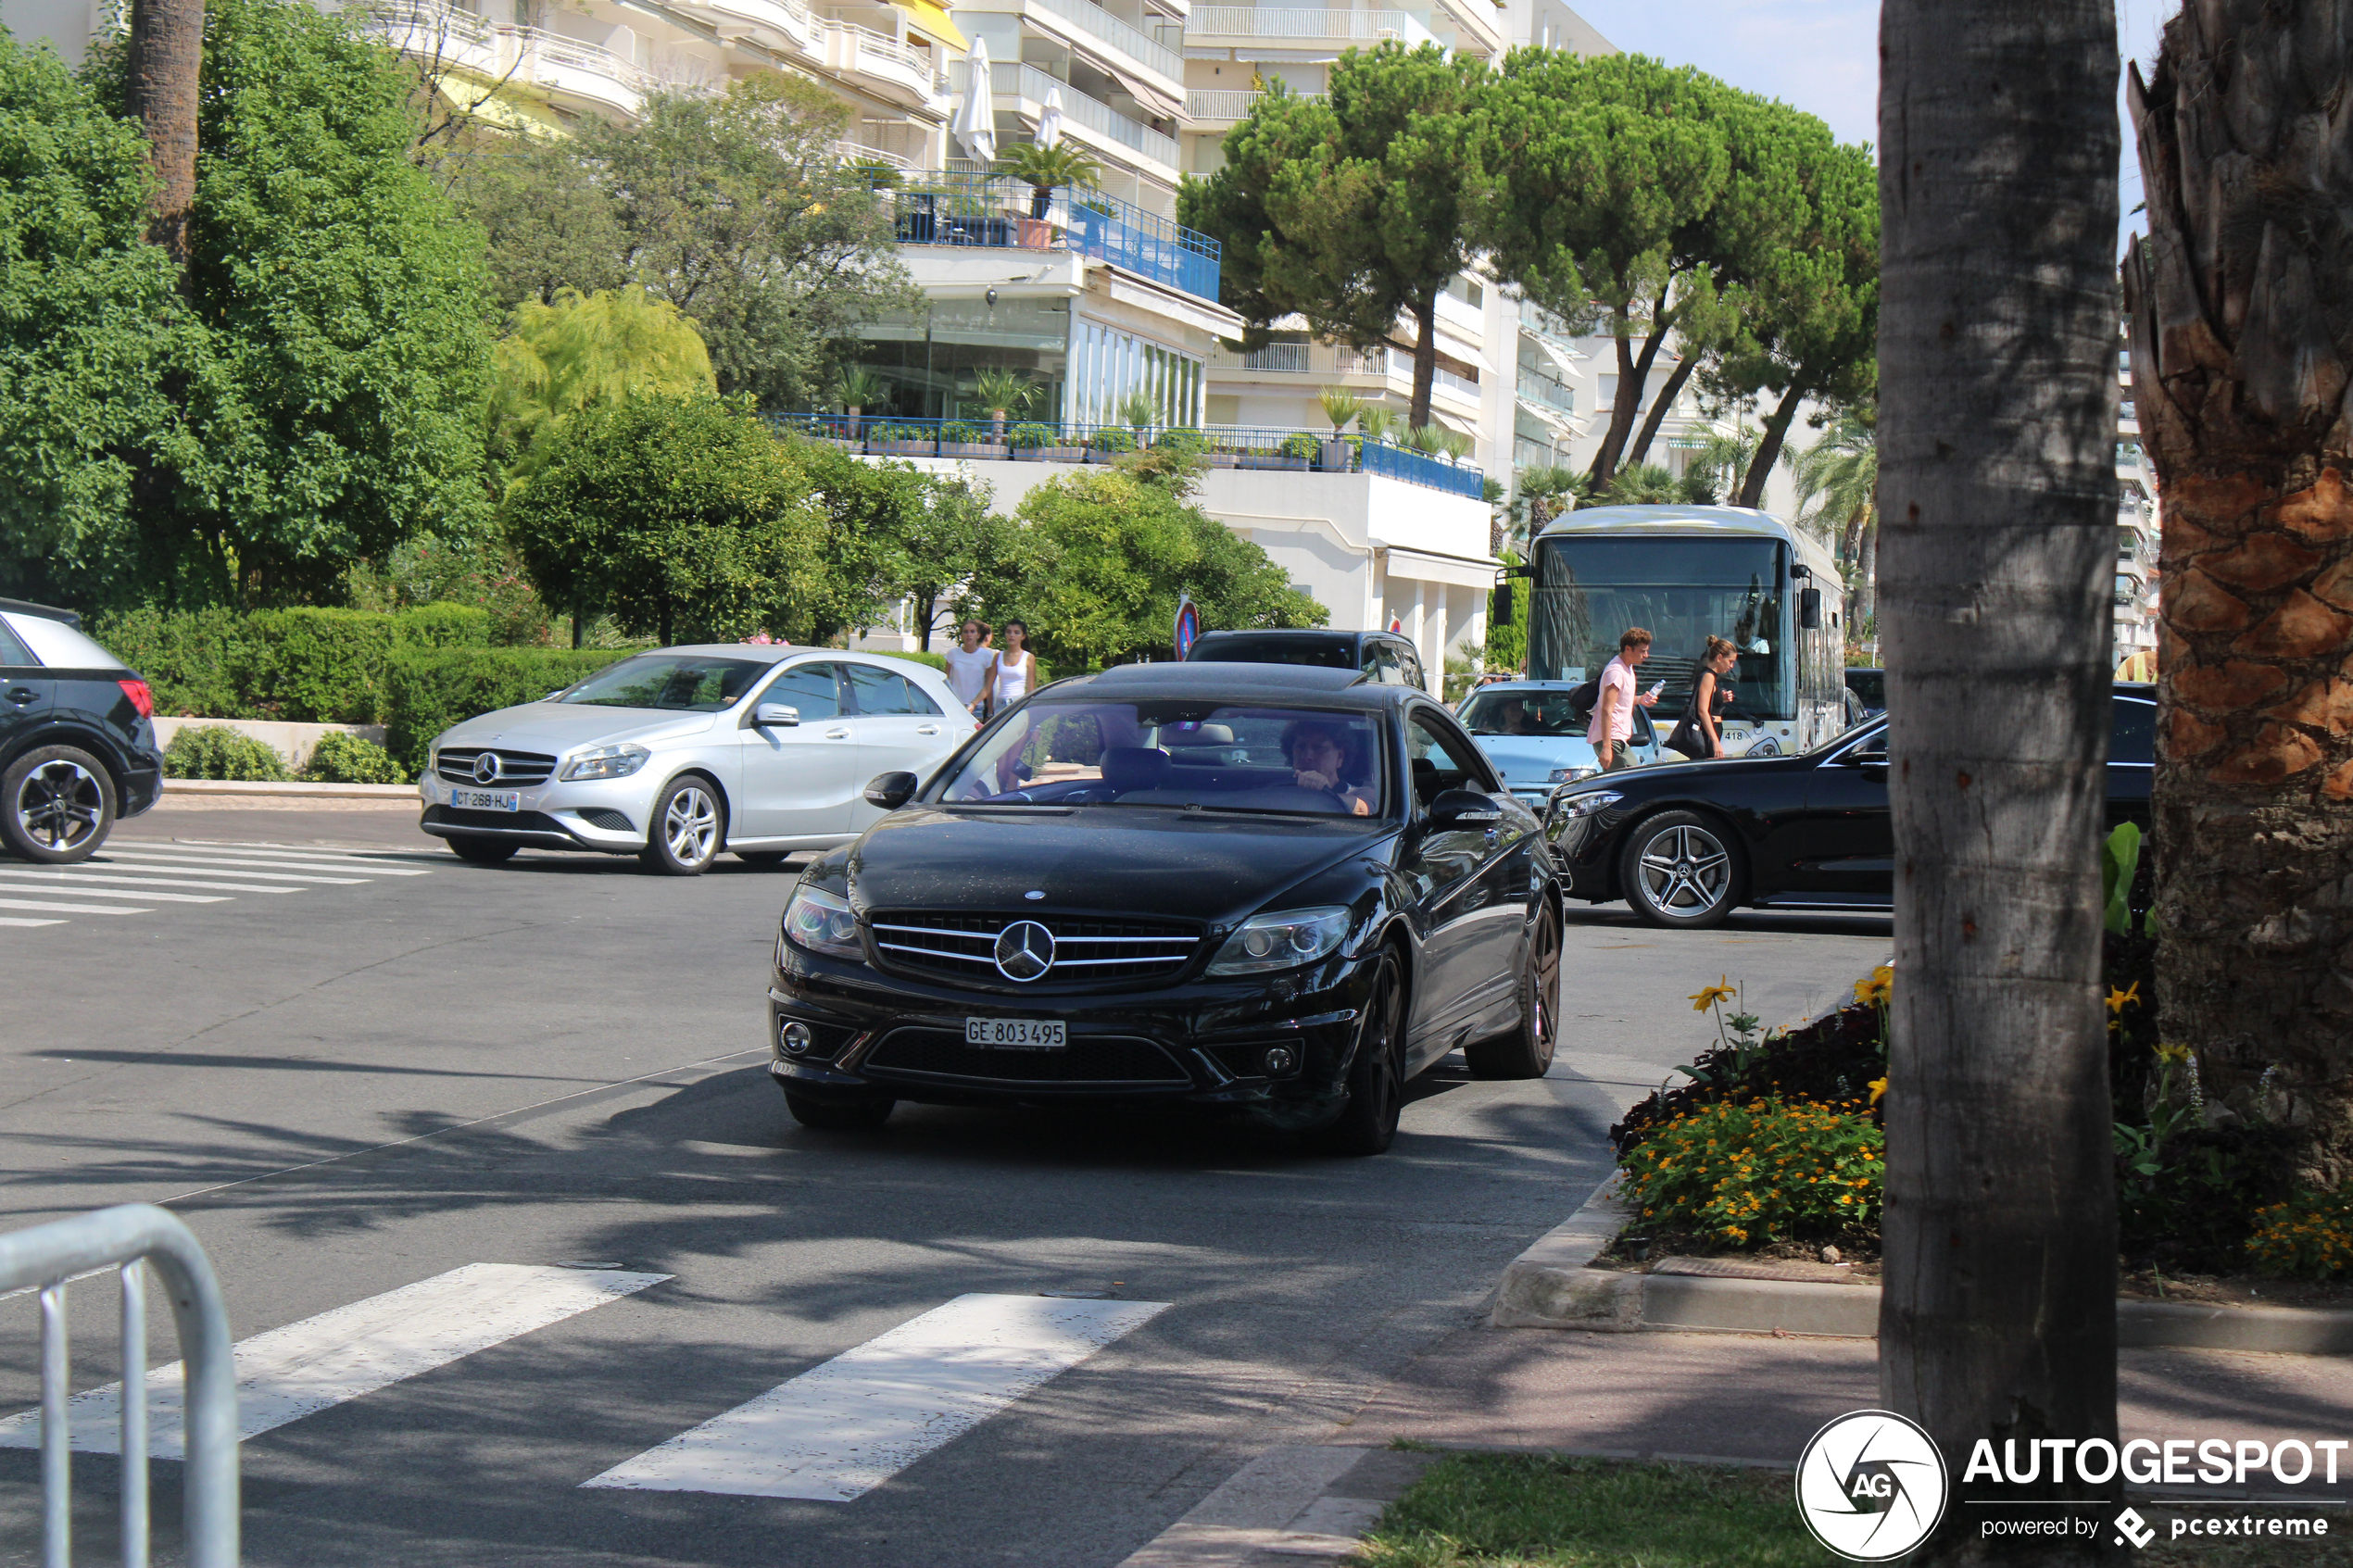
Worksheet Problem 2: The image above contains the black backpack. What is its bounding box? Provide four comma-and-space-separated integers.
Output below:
1567, 675, 1601, 712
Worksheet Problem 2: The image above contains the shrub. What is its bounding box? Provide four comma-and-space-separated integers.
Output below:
384, 646, 630, 774
240, 608, 398, 722
1154, 428, 1207, 458
393, 601, 494, 649
90, 605, 248, 717
165, 724, 289, 781
939, 421, 978, 444
87, 604, 496, 721
2248, 1190, 2353, 1279
1088, 427, 1137, 454
1008, 422, 1052, 449
882, 650, 948, 673
1278, 432, 1321, 462
301, 729, 407, 784
1617, 1095, 1884, 1247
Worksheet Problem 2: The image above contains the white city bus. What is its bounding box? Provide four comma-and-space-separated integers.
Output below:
1522, 505, 1849, 757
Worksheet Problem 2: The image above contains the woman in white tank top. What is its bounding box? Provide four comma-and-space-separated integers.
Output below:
942, 619, 993, 716
989, 620, 1035, 713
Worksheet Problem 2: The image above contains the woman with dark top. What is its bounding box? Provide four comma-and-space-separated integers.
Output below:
1668, 636, 1740, 759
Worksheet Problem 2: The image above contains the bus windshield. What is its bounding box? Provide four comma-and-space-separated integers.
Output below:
1526, 536, 1789, 719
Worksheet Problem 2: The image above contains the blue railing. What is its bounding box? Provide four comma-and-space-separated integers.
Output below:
769, 414, 1486, 497
878, 172, 1220, 303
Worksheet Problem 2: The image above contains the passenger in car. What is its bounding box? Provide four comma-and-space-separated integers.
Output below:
1284, 719, 1376, 816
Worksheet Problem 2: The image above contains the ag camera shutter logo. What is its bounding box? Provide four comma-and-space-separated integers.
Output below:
1795, 1410, 1950, 1561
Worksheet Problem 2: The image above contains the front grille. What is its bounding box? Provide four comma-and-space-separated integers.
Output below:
436, 746, 559, 786
425, 806, 567, 834
578, 807, 634, 833
862, 1030, 1189, 1085
869, 910, 1202, 985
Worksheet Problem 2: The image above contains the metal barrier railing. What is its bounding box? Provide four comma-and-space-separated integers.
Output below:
1, 1204, 238, 1568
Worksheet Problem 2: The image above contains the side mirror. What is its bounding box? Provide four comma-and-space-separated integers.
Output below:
1800, 587, 1823, 630
1425, 786, 1503, 831
753, 703, 800, 728
1493, 581, 1514, 624
864, 771, 919, 810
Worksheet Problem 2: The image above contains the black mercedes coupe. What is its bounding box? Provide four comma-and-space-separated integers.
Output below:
764, 662, 1563, 1155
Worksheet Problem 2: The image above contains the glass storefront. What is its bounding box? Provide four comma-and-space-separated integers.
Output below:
853, 297, 1070, 420
1068, 320, 1203, 426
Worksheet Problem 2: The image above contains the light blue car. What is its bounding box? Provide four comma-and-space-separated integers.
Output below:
1454, 681, 1663, 810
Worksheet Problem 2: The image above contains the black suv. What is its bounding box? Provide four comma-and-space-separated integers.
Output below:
0, 598, 165, 863
1185, 629, 1428, 691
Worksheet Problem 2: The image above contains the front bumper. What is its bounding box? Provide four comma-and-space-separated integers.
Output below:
767, 942, 1376, 1129
415, 767, 656, 853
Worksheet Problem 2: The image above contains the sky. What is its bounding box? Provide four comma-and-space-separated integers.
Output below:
1561, 1, 2174, 251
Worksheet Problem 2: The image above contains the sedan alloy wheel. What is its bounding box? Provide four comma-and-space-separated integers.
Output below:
1621, 810, 1742, 929
642, 777, 724, 875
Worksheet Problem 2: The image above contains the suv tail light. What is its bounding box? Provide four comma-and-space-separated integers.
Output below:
118, 678, 155, 719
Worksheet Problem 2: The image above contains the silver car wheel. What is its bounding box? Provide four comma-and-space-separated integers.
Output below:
665, 784, 719, 866
18, 759, 104, 851
1635, 823, 1731, 915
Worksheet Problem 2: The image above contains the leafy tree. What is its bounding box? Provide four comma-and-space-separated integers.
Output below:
785, 437, 932, 646
505, 395, 818, 646
1180, 44, 1488, 429
487, 285, 714, 484
1880, 0, 2120, 1545
458, 131, 627, 309
0, 34, 197, 603
2126, 4, 2353, 1185
1482, 54, 1808, 492
893, 474, 994, 649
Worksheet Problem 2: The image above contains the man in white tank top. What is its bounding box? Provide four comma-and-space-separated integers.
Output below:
943, 620, 993, 717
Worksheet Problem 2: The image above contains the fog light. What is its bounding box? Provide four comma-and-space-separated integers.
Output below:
1263, 1046, 1296, 1074
780, 1021, 812, 1056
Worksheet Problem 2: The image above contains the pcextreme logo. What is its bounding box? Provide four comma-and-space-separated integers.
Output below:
1795, 1410, 1951, 1562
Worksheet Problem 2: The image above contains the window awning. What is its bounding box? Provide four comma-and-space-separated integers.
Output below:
893, 0, 966, 51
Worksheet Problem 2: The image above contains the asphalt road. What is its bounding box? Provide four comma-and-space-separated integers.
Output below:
0, 802, 1887, 1567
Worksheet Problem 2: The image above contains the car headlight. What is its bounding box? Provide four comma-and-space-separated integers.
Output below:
1206, 906, 1352, 975
1550, 765, 1598, 784
782, 884, 864, 961
559, 743, 651, 781
1554, 790, 1623, 820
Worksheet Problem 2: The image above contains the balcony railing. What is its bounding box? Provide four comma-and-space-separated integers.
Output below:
879, 171, 1219, 301
1516, 370, 1575, 415
770, 414, 1484, 497
1027, 0, 1184, 83
359, 3, 654, 106
1188, 6, 1438, 44
950, 62, 1179, 167
1185, 87, 1325, 121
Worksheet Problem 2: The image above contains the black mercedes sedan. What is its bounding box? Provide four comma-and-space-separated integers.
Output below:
1547, 684, 2156, 928
765, 662, 1563, 1155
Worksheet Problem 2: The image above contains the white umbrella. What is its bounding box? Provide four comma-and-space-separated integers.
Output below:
1038, 84, 1064, 150
953, 35, 997, 167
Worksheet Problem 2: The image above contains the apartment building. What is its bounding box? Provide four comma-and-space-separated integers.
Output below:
2116, 344, 2159, 669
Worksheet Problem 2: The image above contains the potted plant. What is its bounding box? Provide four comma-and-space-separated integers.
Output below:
970, 368, 1034, 443
1316, 386, 1363, 471
834, 367, 884, 439
1357, 405, 1399, 445
1009, 421, 1055, 460
937, 420, 1007, 459
999, 140, 1104, 232
871, 421, 937, 457
1087, 426, 1137, 462
1116, 390, 1157, 438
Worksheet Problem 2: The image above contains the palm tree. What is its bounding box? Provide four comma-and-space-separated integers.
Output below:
968, 367, 1033, 439
1317, 386, 1365, 432
1000, 141, 1104, 219
1500, 465, 1584, 556
1786, 411, 1878, 621
1601, 463, 1680, 506
128, 0, 205, 265
833, 366, 884, 431
2125, 5, 2353, 1185
1880, 0, 2120, 1539
1356, 405, 1399, 445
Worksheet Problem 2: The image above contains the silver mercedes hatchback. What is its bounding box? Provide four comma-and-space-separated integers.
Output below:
417, 646, 977, 873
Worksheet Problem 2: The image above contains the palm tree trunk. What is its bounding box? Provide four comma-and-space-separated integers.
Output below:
1622, 356, 1700, 472
1737, 382, 1808, 509
1407, 295, 1439, 431
1878, 0, 2120, 1554
1855, 514, 1877, 626
127, 0, 205, 266
2125, 5, 2353, 1183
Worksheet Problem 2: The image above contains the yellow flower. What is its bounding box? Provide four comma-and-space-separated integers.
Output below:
1869, 1076, 1889, 1107
1690, 976, 1737, 1012
2107, 982, 2141, 1017
1854, 965, 1894, 1006
2156, 1041, 2190, 1063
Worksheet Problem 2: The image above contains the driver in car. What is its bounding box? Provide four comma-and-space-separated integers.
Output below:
1285, 719, 1376, 816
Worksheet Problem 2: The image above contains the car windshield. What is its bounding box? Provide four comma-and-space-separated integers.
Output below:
1458, 689, 1586, 737
559, 655, 766, 711
1189, 637, 1354, 669
934, 701, 1389, 816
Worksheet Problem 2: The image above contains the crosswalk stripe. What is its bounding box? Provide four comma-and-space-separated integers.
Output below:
0, 897, 148, 916
153, 840, 446, 866
0, 872, 295, 895
79, 862, 366, 885
0, 1263, 671, 1458
0, 882, 225, 904
0, 916, 62, 927
582, 1293, 1169, 1501
102, 849, 433, 877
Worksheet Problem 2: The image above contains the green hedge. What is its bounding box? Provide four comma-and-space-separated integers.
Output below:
384, 646, 631, 774
164, 724, 290, 782
91, 605, 497, 723
302, 731, 408, 784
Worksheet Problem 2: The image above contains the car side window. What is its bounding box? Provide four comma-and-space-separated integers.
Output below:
763, 662, 842, 721
2112, 697, 2154, 764
0, 619, 32, 667
1850, 725, 1889, 761
844, 663, 940, 717
1360, 643, 1390, 684
1404, 708, 1499, 810
1394, 641, 1425, 691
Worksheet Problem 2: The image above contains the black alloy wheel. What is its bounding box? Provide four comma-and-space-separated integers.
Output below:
3, 746, 115, 864
641, 775, 725, 875
1312, 950, 1404, 1156
782, 1087, 895, 1130
1466, 897, 1560, 1079
447, 837, 519, 865
1619, 809, 1744, 929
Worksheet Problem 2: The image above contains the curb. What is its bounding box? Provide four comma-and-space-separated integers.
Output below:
1114, 1444, 1436, 1567
1490, 1187, 2353, 1353
163, 779, 417, 800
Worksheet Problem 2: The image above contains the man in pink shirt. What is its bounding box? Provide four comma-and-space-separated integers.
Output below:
1586, 626, 1657, 771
